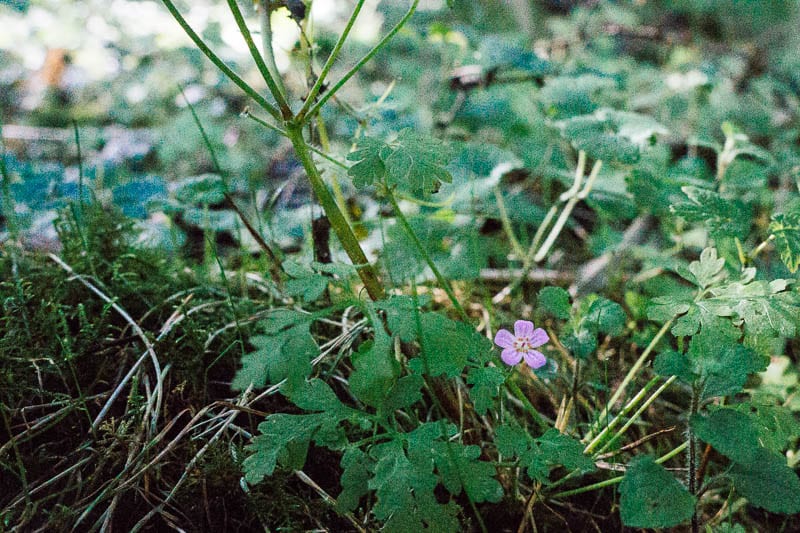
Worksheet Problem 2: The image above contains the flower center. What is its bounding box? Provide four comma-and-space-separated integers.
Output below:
514, 337, 533, 353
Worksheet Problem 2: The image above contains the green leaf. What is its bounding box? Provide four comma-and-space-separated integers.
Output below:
561, 326, 597, 360
466, 365, 506, 415
559, 114, 640, 164
690, 408, 761, 466
415, 312, 491, 377
538, 286, 571, 320
346, 136, 387, 189
244, 412, 338, 483
536, 429, 595, 473
338, 448, 372, 513
174, 173, 226, 205
232, 319, 318, 391
495, 424, 530, 457
770, 211, 800, 273
671, 186, 750, 239
585, 296, 626, 336
619, 455, 696, 528
375, 295, 422, 342
434, 442, 504, 503
382, 374, 424, 412
369, 439, 460, 532
687, 247, 727, 289
646, 295, 692, 323
689, 334, 765, 400
653, 350, 697, 383
731, 402, 800, 454
495, 426, 593, 483
285, 378, 347, 414
349, 335, 400, 408
283, 260, 329, 302
729, 448, 800, 514
384, 129, 454, 194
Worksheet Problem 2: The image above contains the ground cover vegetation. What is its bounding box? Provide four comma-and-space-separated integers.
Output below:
2, 0, 800, 531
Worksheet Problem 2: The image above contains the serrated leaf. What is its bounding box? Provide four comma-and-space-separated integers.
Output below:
561, 326, 597, 360
690, 333, 765, 400
646, 295, 692, 323
466, 365, 506, 415
671, 186, 750, 239
382, 374, 424, 412
375, 295, 421, 342
769, 211, 800, 272
431, 441, 503, 503
346, 136, 387, 188
691, 408, 761, 466
688, 247, 727, 289
244, 412, 335, 483
415, 313, 491, 377
369, 438, 460, 532
495, 424, 530, 457
538, 286, 571, 319
232, 320, 318, 391
283, 260, 329, 302
536, 429, 595, 473
730, 448, 800, 514
731, 402, 800, 454
619, 455, 696, 528
384, 129, 453, 194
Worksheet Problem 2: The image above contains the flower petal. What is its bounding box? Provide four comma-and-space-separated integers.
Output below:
501, 347, 523, 366
530, 328, 550, 348
523, 350, 547, 369
494, 329, 515, 349
514, 320, 534, 338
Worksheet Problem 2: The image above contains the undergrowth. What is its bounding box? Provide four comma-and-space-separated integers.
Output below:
3, 0, 800, 531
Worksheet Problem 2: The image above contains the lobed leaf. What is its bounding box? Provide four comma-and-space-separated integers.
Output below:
619, 455, 696, 528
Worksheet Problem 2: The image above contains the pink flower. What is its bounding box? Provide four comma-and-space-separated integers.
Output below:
494, 320, 549, 369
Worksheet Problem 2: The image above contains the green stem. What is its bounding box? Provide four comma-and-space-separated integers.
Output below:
593, 376, 677, 456
584, 318, 673, 444
410, 282, 488, 533
285, 124, 384, 300
296, 0, 367, 121
226, 0, 292, 118
386, 188, 467, 321
303, 0, 420, 121
181, 86, 284, 285
241, 109, 348, 169
506, 379, 549, 431
259, 1, 289, 104
159, 0, 283, 122
494, 187, 525, 259
550, 441, 688, 500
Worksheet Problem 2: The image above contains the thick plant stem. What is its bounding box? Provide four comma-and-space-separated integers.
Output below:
285, 124, 384, 300
386, 189, 468, 321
